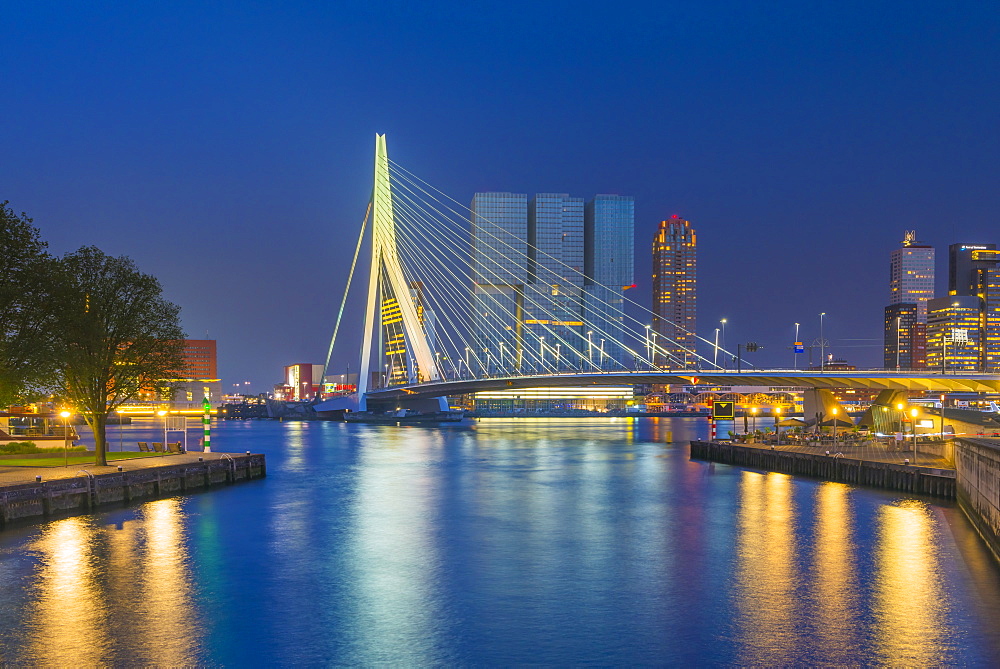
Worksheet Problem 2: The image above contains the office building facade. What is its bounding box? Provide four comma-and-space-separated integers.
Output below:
889, 231, 934, 322
470, 192, 634, 374
884, 304, 925, 370
926, 297, 982, 372
884, 232, 933, 369
652, 216, 697, 368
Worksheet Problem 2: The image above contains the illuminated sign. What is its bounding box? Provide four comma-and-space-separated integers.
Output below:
712, 400, 735, 420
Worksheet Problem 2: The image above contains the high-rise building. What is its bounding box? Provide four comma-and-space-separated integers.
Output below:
471, 192, 528, 375
889, 231, 934, 322
926, 297, 982, 372
470, 192, 633, 373
944, 244, 1000, 372
585, 195, 635, 368
884, 304, 925, 370
652, 216, 697, 368
949, 243, 997, 296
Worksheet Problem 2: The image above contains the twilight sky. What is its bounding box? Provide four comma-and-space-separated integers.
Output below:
4, 1, 999, 391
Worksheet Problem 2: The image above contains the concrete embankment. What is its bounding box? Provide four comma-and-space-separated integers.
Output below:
954, 438, 1000, 563
0, 452, 265, 528
689, 440, 955, 498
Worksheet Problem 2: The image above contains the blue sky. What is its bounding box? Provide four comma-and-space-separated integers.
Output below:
4, 1, 999, 389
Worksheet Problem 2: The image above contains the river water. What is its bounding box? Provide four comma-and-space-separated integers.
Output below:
1, 417, 999, 666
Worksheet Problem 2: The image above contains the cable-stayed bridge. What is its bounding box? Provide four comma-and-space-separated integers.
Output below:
315, 136, 1000, 415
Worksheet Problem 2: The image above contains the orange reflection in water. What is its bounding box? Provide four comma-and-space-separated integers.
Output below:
873, 499, 953, 665
18, 499, 201, 666
810, 482, 859, 660
25, 517, 111, 666
734, 472, 801, 665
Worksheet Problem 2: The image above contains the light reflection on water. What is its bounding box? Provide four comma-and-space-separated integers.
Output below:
0, 417, 997, 665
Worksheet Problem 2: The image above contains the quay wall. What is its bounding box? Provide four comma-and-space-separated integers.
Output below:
954, 438, 1000, 563
0, 454, 265, 528
689, 440, 955, 498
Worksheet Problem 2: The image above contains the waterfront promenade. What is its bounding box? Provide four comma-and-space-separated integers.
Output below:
0, 451, 249, 486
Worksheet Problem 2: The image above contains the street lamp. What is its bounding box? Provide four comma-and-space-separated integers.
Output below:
714, 328, 721, 369
775, 406, 782, 444
831, 407, 839, 446
896, 402, 904, 439
911, 407, 920, 464
720, 319, 727, 370
587, 331, 594, 367
819, 313, 826, 372
157, 409, 168, 448
60, 410, 71, 467
794, 322, 800, 370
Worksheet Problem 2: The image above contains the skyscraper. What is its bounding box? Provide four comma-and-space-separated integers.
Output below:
890, 231, 934, 322
949, 243, 997, 296
945, 243, 1000, 372
585, 195, 635, 368
884, 304, 925, 370
926, 296, 982, 372
470, 192, 633, 373
884, 231, 933, 369
470, 192, 528, 375
652, 216, 696, 368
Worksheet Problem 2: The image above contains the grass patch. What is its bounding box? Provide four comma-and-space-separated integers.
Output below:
0, 452, 177, 468
0, 441, 87, 455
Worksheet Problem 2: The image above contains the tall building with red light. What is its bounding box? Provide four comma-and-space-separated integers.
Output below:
652, 216, 696, 368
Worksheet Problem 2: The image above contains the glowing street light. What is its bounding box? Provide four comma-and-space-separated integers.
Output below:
60, 410, 71, 467
157, 408, 168, 447
911, 407, 920, 464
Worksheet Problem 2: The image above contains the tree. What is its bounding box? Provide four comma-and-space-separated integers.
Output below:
51, 246, 185, 466
0, 202, 59, 405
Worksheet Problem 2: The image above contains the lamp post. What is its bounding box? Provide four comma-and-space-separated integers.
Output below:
819, 312, 826, 372
645, 325, 651, 363
775, 406, 782, 444
720, 319, 727, 370
714, 328, 721, 369
157, 409, 167, 448
587, 331, 593, 368
794, 322, 800, 370
599, 339, 605, 369
555, 343, 562, 372
60, 410, 71, 467
751, 406, 758, 439
831, 407, 839, 446
896, 402, 904, 439
911, 407, 919, 464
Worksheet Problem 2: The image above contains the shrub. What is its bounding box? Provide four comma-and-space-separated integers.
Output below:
0, 441, 87, 454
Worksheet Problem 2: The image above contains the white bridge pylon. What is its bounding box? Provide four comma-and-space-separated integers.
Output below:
356, 134, 441, 410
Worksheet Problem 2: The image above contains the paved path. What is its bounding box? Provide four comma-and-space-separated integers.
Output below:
0, 452, 250, 487
730, 438, 953, 470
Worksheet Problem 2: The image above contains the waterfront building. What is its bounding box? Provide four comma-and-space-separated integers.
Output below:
944, 244, 1000, 372
467, 191, 633, 409
471, 192, 528, 374
470, 192, 634, 374
280, 363, 325, 401
890, 231, 934, 321
884, 304, 926, 370
584, 195, 635, 369
949, 243, 997, 296
926, 297, 982, 372
652, 216, 696, 368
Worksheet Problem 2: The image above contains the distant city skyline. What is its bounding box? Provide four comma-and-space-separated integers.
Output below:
4, 2, 998, 389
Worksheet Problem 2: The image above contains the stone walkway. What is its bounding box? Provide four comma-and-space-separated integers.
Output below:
731, 438, 952, 470
0, 452, 249, 487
